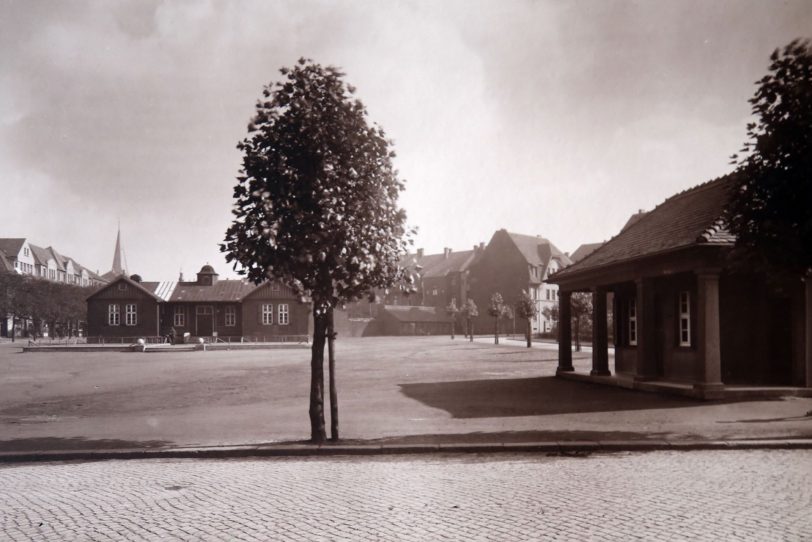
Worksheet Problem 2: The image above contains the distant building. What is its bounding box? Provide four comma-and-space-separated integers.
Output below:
86, 265, 310, 341
468, 230, 572, 334
548, 175, 811, 397
569, 242, 603, 264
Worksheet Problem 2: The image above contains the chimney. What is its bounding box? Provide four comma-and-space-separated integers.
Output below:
443, 247, 451, 259
178, 269, 184, 282
479, 242, 485, 250
417, 248, 424, 258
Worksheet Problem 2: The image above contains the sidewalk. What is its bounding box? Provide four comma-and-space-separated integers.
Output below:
2, 337, 811, 463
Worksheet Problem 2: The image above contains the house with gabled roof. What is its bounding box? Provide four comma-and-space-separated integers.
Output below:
86, 264, 310, 341
547, 175, 811, 398
468, 229, 572, 334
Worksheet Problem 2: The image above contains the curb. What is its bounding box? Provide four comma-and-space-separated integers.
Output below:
1, 439, 811, 464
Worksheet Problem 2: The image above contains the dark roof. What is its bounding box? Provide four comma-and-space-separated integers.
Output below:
168, 279, 255, 302
405, 249, 480, 278
0, 238, 26, 259
382, 305, 447, 323
570, 242, 603, 263
504, 231, 572, 267
28, 244, 51, 266
86, 274, 163, 302
552, 175, 735, 280
199, 264, 217, 274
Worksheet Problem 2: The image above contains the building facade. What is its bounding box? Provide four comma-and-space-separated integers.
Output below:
86, 265, 310, 341
548, 176, 811, 397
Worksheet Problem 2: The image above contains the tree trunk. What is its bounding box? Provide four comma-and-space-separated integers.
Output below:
450, 318, 455, 340
494, 317, 499, 344
327, 306, 338, 441
574, 316, 581, 352
526, 318, 532, 348
10, 315, 15, 343
309, 308, 327, 443
468, 318, 473, 342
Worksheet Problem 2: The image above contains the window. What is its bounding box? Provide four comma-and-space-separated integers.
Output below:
225, 306, 236, 327
196, 305, 213, 315
23, 247, 29, 257
108, 304, 120, 326
679, 291, 691, 347
173, 307, 185, 327
628, 298, 637, 346
262, 304, 273, 325
125, 304, 137, 326
278, 304, 289, 325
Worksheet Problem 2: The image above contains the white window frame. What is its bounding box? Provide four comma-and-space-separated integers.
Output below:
125, 304, 137, 326
108, 304, 120, 326
679, 291, 691, 347
278, 303, 289, 325
628, 298, 637, 346
262, 303, 273, 325
173, 307, 185, 327
224, 306, 236, 327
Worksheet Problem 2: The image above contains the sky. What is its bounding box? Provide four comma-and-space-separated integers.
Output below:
1, 0, 811, 280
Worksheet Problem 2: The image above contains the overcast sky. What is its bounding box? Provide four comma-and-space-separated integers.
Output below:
1, 0, 810, 280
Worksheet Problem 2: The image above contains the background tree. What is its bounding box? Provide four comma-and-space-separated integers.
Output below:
461, 299, 478, 342
445, 298, 459, 339
725, 39, 812, 279
222, 58, 413, 443
488, 292, 504, 344
516, 290, 538, 348
502, 305, 515, 338
571, 292, 593, 352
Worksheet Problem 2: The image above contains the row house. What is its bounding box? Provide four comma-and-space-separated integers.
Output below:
0, 238, 105, 287
86, 265, 310, 341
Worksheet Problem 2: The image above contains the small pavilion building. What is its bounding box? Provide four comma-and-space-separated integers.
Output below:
547, 176, 811, 399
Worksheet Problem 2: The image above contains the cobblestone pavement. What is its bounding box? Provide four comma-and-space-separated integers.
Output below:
1, 450, 811, 541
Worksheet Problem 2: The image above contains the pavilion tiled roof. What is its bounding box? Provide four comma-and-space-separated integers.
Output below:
551, 175, 736, 280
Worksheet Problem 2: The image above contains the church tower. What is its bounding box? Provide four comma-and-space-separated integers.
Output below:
101, 225, 128, 281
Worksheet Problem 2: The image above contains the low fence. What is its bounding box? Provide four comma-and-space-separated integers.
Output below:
84, 335, 310, 345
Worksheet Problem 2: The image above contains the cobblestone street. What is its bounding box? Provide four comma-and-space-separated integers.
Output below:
1, 450, 810, 541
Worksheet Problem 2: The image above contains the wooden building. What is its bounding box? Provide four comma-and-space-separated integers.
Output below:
547, 176, 811, 398
86, 265, 310, 342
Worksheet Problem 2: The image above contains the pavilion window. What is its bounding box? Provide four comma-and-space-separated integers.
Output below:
224, 306, 236, 327
278, 304, 289, 325
173, 307, 185, 327
262, 304, 273, 325
628, 297, 637, 346
678, 291, 691, 347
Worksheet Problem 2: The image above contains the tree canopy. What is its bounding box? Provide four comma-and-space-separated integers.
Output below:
725, 39, 812, 276
222, 58, 413, 309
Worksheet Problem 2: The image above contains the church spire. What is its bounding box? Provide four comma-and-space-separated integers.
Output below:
112, 224, 127, 276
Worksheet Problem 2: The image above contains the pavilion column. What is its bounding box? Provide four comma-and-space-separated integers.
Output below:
695, 270, 724, 398
591, 286, 610, 376
805, 271, 812, 388
635, 278, 658, 380
557, 290, 573, 373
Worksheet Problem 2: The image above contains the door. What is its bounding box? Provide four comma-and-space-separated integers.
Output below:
196, 305, 214, 336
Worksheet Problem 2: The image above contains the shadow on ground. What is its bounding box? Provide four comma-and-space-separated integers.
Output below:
0, 437, 172, 452
399, 376, 763, 418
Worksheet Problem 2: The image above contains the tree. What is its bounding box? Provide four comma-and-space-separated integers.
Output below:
461, 299, 478, 342
725, 39, 812, 278
502, 305, 515, 337
222, 58, 413, 443
571, 292, 592, 352
516, 290, 538, 348
445, 298, 459, 339
488, 293, 504, 344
